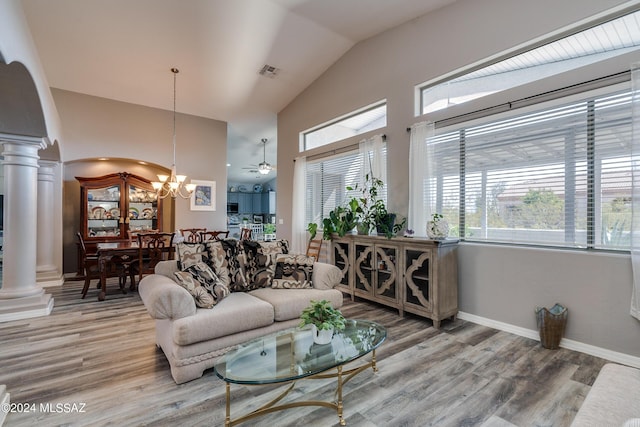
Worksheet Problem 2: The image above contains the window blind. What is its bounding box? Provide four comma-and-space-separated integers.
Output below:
305, 148, 387, 227
425, 86, 632, 249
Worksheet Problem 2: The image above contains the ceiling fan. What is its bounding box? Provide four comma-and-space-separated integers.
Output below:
243, 138, 276, 175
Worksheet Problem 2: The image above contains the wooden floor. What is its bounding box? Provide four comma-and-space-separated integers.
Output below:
0, 279, 609, 427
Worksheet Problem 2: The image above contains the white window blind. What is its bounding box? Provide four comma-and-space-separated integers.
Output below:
306, 147, 387, 227
425, 86, 632, 249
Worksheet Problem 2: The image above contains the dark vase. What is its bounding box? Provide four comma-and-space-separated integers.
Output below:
376, 213, 396, 235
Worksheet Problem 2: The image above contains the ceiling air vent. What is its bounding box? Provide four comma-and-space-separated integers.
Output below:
259, 64, 279, 78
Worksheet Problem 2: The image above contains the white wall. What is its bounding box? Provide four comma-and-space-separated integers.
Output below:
278, 0, 640, 359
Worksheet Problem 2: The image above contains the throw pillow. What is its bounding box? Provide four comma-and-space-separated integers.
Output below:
205, 239, 248, 292
173, 271, 216, 308
272, 254, 314, 289
184, 261, 230, 303
176, 242, 208, 270
242, 239, 290, 289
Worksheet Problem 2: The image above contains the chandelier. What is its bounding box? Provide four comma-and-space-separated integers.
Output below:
257, 138, 272, 175
152, 68, 196, 199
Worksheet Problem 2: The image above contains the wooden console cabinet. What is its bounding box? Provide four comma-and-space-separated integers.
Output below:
331, 235, 458, 329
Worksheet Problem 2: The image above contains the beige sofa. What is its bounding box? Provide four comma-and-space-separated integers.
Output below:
570, 363, 640, 426
138, 259, 344, 384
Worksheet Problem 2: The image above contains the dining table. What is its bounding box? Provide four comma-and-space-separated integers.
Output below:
95, 241, 140, 301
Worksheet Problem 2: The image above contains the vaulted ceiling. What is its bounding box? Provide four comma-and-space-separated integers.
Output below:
21, 0, 454, 183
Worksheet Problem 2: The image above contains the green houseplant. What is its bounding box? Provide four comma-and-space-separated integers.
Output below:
299, 299, 346, 344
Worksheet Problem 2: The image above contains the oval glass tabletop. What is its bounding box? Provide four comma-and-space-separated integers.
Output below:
214, 319, 386, 385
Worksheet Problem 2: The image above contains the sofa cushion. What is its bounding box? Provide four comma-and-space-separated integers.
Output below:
171, 292, 275, 346
176, 242, 208, 270
241, 239, 289, 289
205, 239, 248, 291
173, 271, 216, 308
271, 254, 314, 289
249, 288, 344, 322
184, 261, 230, 303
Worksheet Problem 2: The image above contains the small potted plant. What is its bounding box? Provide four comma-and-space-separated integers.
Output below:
426, 213, 449, 240
299, 299, 346, 344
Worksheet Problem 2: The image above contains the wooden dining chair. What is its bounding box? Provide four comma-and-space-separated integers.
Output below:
200, 230, 229, 242
239, 227, 252, 241
77, 232, 101, 299
306, 238, 323, 261
137, 232, 175, 282
180, 228, 206, 243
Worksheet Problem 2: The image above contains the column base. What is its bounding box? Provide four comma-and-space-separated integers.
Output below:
0, 293, 53, 322
36, 268, 64, 288
0, 384, 9, 427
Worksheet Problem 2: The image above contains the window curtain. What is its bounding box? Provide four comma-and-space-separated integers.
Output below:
292, 156, 307, 254
359, 133, 386, 185
408, 121, 435, 236
631, 62, 640, 321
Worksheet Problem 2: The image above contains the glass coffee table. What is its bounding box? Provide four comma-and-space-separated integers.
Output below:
214, 319, 386, 426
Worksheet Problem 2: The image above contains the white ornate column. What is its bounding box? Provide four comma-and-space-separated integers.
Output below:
0, 134, 53, 321
36, 160, 63, 287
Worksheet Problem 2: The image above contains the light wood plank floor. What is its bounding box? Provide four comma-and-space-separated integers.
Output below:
0, 279, 609, 427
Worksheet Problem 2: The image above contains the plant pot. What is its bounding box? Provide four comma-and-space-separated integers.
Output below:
356, 222, 370, 235
311, 324, 334, 345
427, 218, 449, 240
376, 213, 396, 235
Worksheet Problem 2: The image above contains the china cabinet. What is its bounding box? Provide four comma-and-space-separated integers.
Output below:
76, 172, 163, 243
331, 235, 458, 329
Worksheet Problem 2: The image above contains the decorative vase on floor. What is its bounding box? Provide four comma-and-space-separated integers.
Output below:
311, 324, 334, 345
426, 214, 449, 240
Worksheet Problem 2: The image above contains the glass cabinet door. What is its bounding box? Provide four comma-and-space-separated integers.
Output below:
128, 184, 159, 233
86, 184, 121, 238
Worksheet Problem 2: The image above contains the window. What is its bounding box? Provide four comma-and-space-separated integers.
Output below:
419, 10, 640, 115
305, 147, 387, 227
302, 102, 387, 151
424, 85, 631, 250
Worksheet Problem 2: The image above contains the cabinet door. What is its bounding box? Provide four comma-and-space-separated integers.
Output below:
354, 243, 374, 294
228, 192, 239, 203
238, 193, 252, 213
331, 240, 351, 291
374, 244, 399, 302
252, 193, 262, 213
127, 181, 160, 233
86, 184, 122, 239
403, 247, 432, 312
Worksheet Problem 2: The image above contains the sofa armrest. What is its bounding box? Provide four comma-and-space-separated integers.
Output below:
138, 273, 196, 320
312, 262, 342, 290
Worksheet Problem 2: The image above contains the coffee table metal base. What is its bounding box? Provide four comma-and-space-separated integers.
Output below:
223, 349, 378, 426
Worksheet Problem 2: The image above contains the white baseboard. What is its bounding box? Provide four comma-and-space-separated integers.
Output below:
457, 311, 640, 369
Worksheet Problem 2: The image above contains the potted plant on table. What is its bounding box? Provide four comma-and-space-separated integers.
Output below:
299, 299, 346, 344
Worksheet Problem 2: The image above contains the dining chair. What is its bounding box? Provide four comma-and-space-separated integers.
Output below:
306, 238, 323, 261
250, 223, 264, 241
200, 230, 229, 242
137, 232, 176, 282
77, 232, 101, 299
239, 227, 252, 241
180, 228, 206, 243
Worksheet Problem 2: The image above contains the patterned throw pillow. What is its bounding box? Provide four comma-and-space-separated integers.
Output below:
184, 261, 230, 302
205, 239, 248, 292
173, 271, 216, 308
242, 239, 289, 289
176, 242, 208, 270
271, 254, 314, 289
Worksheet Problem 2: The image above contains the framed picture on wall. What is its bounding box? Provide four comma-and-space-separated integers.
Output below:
190, 180, 216, 211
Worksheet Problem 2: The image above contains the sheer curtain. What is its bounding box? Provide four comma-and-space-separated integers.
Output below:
631, 63, 640, 320
291, 156, 307, 254
359, 133, 386, 184
408, 121, 435, 237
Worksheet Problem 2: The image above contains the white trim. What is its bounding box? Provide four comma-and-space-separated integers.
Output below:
457, 311, 640, 369
0, 385, 9, 427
